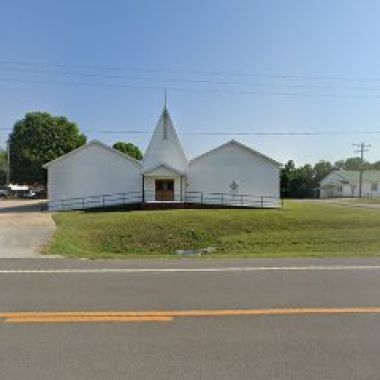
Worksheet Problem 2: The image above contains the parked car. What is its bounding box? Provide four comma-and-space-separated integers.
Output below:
22, 190, 37, 199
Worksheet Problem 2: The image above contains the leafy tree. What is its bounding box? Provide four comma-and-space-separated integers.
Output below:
280, 160, 296, 197
281, 161, 316, 198
313, 161, 333, 184
0, 149, 7, 185
333, 160, 345, 170
112, 141, 143, 160
290, 164, 315, 198
334, 157, 372, 171
343, 157, 371, 170
281, 161, 334, 198
9, 112, 86, 184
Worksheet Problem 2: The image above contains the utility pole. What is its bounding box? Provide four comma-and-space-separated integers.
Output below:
353, 142, 371, 198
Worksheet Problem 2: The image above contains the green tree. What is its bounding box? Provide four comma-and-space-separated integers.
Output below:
291, 164, 315, 198
0, 149, 7, 185
313, 161, 333, 184
280, 160, 296, 197
334, 157, 372, 171
112, 141, 143, 160
333, 160, 345, 170
281, 160, 334, 198
9, 112, 86, 184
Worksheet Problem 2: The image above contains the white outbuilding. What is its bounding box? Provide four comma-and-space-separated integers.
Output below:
44, 106, 281, 210
320, 170, 380, 198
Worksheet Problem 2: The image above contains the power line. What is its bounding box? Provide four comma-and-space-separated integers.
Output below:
84, 130, 380, 136
4, 66, 380, 92
0, 60, 123, 72
3, 61, 380, 97
4, 76, 380, 99
2, 126, 380, 136
0, 66, 125, 79
3, 60, 380, 83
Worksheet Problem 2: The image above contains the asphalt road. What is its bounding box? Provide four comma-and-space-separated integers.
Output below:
1, 257, 380, 379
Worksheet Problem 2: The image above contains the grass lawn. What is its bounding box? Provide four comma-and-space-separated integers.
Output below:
47, 201, 380, 258
347, 198, 380, 205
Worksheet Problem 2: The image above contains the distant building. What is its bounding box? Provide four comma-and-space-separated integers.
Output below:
319, 170, 380, 198
43, 105, 281, 210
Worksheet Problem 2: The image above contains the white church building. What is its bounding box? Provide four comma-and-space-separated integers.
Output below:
44, 106, 281, 210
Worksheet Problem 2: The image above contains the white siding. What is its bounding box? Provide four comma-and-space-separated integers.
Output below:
320, 172, 380, 198
47, 143, 142, 203
320, 172, 342, 187
188, 143, 280, 198
143, 109, 188, 173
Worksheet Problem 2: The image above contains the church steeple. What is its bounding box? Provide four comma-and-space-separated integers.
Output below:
162, 90, 168, 140
143, 102, 188, 173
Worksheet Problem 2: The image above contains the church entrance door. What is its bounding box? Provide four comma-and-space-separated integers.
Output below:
155, 179, 175, 201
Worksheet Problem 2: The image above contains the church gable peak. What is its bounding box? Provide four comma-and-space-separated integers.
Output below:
143, 107, 188, 173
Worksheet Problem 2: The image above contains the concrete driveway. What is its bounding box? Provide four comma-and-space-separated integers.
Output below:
0, 200, 56, 258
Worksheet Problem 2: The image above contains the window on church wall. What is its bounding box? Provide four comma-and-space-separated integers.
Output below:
371, 183, 378, 191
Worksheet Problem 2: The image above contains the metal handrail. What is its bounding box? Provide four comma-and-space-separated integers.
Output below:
47, 190, 282, 211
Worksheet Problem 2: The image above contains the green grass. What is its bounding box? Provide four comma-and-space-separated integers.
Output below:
47, 201, 380, 258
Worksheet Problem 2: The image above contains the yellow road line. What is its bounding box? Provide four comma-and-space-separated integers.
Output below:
5, 316, 173, 323
2, 307, 380, 324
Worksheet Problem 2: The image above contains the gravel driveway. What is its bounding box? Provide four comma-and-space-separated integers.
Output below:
0, 200, 56, 258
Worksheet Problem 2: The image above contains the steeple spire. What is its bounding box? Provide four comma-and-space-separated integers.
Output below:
143, 102, 188, 173
163, 89, 168, 139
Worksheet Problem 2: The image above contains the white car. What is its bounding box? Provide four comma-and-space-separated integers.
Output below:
22, 190, 37, 199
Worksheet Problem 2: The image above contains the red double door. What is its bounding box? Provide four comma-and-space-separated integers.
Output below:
155, 180, 174, 201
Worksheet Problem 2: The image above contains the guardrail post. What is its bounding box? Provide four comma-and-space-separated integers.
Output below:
82, 198, 85, 209
102, 195, 106, 208
261, 196, 264, 208
221, 193, 224, 204
201, 192, 204, 204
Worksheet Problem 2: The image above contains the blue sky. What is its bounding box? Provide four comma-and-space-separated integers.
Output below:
1, 0, 380, 165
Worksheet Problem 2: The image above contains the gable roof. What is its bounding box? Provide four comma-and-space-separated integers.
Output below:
43, 140, 143, 169
189, 139, 282, 167
333, 170, 380, 183
142, 163, 186, 176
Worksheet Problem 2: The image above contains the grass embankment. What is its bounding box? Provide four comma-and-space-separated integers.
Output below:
47, 201, 380, 258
